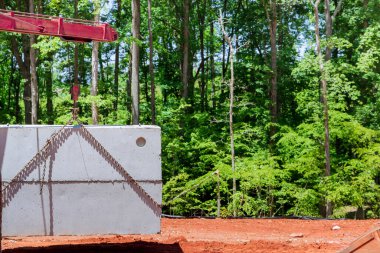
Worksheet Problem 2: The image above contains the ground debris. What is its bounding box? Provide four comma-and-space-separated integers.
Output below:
290, 233, 304, 238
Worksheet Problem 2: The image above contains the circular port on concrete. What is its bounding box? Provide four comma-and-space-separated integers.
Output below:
136, 137, 146, 147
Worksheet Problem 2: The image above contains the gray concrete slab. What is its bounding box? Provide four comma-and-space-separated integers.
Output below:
0, 125, 162, 236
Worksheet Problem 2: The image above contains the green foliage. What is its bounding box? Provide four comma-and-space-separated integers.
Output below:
1, 0, 380, 219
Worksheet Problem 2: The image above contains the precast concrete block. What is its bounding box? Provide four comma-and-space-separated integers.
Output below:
0, 125, 162, 236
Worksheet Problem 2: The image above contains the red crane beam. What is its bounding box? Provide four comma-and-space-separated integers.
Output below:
0, 9, 118, 42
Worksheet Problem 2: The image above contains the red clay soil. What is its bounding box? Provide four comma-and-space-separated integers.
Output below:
2, 218, 379, 253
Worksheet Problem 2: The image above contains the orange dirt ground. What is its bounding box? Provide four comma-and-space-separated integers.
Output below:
2, 218, 379, 253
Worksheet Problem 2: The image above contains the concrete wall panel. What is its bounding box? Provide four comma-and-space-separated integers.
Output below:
0, 125, 161, 236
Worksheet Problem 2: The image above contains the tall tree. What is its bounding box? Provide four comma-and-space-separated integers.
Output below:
113, 0, 121, 115
29, 0, 38, 124
148, 0, 156, 124
210, 19, 216, 111
197, 0, 206, 111
131, 0, 140, 124
264, 0, 278, 149
45, 54, 54, 124
181, 0, 190, 99
219, 10, 236, 217
310, 0, 331, 217
91, 0, 100, 125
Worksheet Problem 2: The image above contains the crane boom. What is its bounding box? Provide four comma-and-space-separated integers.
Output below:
0, 9, 118, 42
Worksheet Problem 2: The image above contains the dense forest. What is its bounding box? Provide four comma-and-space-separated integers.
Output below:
0, 0, 380, 218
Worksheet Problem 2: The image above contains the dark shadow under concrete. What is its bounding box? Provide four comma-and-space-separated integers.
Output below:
3, 241, 184, 253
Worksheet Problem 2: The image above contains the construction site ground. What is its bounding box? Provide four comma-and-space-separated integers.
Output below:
2, 218, 378, 252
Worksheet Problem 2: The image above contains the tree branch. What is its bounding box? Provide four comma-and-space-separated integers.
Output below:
332, 0, 343, 21
10, 37, 28, 74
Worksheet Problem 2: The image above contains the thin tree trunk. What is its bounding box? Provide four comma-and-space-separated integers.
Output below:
217, 170, 221, 217
221, 0, 227, 82
324, 0, 332, 61
113, 0, 121, 114
210, 21, 216, 111
219, 10, 236, 217
311, 0, 331, 217
131, 0, 140, 124
182, 0, 190, 99
90, 47, 99, 124
114, 43, 120, 113
144, 65, 150, 114
91, 1, 100, 125
268, 0, 277, 150
29, 0, 38, 124
8, 57, 14, 112
363, 0, 369, 28
198, 0, 206, 111
99, 44, 106, 87
14, 69, 21, 123
148, 0, 156, 124
46, 56, 53, 124
126, 54, 132, 122
79, 44, 86, 86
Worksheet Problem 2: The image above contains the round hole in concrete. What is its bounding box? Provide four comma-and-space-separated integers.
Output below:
136, 137, 146, 147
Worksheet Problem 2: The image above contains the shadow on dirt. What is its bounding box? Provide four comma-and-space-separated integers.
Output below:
3, 241, 184, 253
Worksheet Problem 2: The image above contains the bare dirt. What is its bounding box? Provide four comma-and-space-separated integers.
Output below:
3, 218, 379, 252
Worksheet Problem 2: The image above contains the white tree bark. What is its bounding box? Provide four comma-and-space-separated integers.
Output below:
219, 10, 236, 217
30, 0, 38, 124
148, 0, 156, 124
131, 0, 141, 124
91, 0, 100, 124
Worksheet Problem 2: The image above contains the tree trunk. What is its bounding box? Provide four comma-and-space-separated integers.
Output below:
14, 68, 21, 123
20, 39, 31, 124
311, 0, 332, 217
268, 0, 278, 151
198, 0, 206, 111
221, 0, 227, 82
324, 0, 333, 61
98, 44, 106, 87
131, 0, 140, 124
182, 0, 190, 99
210, 21, 216, 111
363, 0, 369, 28
113, 0, 121, 115
8, 57, 14, 112
91, 0, 100, 125
21, 40, 31, 123
114, 42, 120, 113
29, 28, 38, 124
148, 0, 156, 124
219, 11, 236, 218
79, 44, 86, 86
144, 64, 151, 117
46, 55, 53, 124
126, 54, 132, 122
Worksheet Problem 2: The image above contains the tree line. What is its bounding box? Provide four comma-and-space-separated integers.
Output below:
0, 0, 380, 218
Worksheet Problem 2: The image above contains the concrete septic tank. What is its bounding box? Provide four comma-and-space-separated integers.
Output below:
0, 125, 162, 236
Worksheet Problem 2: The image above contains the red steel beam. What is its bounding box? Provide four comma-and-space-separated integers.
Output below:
0, 9, 118, 42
